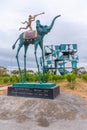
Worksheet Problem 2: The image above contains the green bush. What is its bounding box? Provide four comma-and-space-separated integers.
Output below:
0, 77, 4, 84
10, 75, 20, 83
66, 73, 76, 89
81, 73, 87, 81
0, 76, 10, 84
26, 73, 38, 82
0, 71, 78, 86
3, 76, 10, 83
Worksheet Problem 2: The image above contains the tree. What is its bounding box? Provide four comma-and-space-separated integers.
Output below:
0, 66, 8, 76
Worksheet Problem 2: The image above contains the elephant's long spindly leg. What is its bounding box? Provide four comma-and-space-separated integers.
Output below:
23, 44, 28, 82
16, 44, 23, 82
39, 42, 46, 82
34, 42, 42, 83
39, 42, 45, 69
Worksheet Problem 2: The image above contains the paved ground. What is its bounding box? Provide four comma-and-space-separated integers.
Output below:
0, 92, 87, 130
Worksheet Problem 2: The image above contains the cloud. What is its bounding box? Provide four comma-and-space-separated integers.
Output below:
0, 46, 40, 70
0, 0, 87, 70
0, 19, 87, 70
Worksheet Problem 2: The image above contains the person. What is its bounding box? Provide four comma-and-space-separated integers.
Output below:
19, 15, 36, 31
19, 12, 45, 31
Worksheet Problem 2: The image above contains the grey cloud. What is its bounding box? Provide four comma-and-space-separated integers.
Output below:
0, 47, 37, 69
44, 21, 87, 58
0, 20, 87, 70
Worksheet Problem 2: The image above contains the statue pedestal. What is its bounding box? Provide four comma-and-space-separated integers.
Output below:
8, 83, 60, 99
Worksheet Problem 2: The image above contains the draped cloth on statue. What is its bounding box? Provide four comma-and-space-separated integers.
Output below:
23, 30, 37, 40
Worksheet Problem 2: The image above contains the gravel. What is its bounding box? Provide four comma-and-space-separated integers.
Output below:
0, 92, 87, 130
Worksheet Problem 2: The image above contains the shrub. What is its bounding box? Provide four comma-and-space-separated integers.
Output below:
3, 76, 10, 83
26, 73, 38, 82
10, 75, 20, 83
66, 73, 76, 89
81, 73, 87, 81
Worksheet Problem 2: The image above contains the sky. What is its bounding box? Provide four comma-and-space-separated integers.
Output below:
0, 0, 87, 71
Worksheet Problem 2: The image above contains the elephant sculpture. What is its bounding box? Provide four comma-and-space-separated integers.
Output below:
12, 15, 61, 83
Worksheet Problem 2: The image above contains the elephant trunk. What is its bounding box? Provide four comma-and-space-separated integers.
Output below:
47, 15, 61, 32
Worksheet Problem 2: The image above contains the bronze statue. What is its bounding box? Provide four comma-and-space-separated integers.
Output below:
13, 15, 61, 82
19, 12, 45, 31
